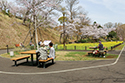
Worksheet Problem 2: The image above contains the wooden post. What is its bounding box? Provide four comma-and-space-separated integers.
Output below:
111, 47, 113, 50
6, 45, 9, 53
65, 46, 67, 50
74, 46, 76, 50
85, 46, 87, 50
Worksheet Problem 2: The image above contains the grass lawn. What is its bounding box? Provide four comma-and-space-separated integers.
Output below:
55, 51, 118, 61
113, 44, 125, 50
0, 51, 118, 61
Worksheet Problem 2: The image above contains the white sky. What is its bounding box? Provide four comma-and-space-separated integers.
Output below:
80, 0, 125, 25
7, 0, 125, 26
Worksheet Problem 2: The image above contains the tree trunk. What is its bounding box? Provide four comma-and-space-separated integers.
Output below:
38, 28, 43, 41
66, 34, 69, 43
59, 33, 63, 44
33, 31, 36, 49
76, 35, 79, 42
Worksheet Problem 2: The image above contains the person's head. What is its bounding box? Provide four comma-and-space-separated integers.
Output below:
49, 42, 53, 47
99, 41, 101, 44
40, 43, 45, 47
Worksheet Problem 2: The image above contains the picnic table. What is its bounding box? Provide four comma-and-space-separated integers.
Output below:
20, 50, 55, 68
89, 47, 107, 51
88, 47, 108, 57
20, 50, 39, 66
89, 47, 98, 51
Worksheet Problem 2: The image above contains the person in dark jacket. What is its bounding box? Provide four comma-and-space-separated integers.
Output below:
98, 41, 104, 50
98, 41, 105, 57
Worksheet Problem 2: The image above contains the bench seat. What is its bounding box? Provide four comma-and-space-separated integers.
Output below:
88, 50, 108, 57
38, 58, 54, 68
88, 52, 93, 56
39, 58, 53, 62
11, 55, 30, 66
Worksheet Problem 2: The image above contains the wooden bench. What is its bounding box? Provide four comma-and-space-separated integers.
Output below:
10, 55, 30, 66
88, 50, 108, 57
38, 58, 55, 68
99, 50, 108, 56
88, 52, 93, 55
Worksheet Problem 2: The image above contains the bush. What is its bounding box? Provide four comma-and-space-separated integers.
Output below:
78, 38, 95, 43
30, 46, 34, 50
78, 39, 87, 43
86, 38, 94, 43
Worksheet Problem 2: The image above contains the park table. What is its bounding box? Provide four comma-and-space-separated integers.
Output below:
89, 47, 107, 51
89, 47, 98, 50
20, 50, 39, 66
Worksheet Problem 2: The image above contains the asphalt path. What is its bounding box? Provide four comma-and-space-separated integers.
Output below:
0, 48, 124, 83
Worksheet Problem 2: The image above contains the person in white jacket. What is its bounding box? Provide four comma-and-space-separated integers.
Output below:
48, 42, 55, 59
36, 43, 48, 60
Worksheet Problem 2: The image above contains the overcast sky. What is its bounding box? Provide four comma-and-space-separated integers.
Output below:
80, 0, 125, 25
7, 0, 125, 25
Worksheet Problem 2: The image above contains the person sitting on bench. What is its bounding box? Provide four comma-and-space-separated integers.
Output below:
98, 41, 105, 57
36, 43, 48, 60
48, 42, 55, 59
98, 41, 104, 51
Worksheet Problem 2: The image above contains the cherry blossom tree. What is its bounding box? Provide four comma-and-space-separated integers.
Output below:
14, 0, 62, 49
56, 0, 90, 44
80, 22, 116, 42
65, 0, 91, 41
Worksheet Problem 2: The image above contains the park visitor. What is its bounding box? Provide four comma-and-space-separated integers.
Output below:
98, 41, 104, 51
36, 43, 48, 60
48, 42, 56, 59
38, 40, 42, 46
98, 41, 105, 57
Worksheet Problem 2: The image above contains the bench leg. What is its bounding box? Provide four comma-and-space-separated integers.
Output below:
37, 61, 42, 67
52, 59, 54, 64
93, 54, 95, 57
31, 54, 34, 65
99, 53, 104, 57
42, 62, 46, 68
14, 61, 17, 66
36, 53, 40, 65
104, 51, 107, 55
88, 53, 92, 56
26, 58, 29, 62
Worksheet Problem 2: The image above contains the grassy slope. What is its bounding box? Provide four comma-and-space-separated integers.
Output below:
0, 13, 60, 49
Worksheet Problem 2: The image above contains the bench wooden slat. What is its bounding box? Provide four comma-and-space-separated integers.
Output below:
88, 52, 93, 53
10, 55, 31, 66
11, 55, 30, 61
38, 57, 56, 68
39, 58, 52, 62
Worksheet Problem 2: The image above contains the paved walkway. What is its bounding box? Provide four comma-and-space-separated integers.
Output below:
0, 48, 125, 83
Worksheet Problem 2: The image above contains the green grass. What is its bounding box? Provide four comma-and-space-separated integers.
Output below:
106, 54, 118, 58
65, 52, 86, 57
0, 50, 118, 61
114, 44, 125, 50
55, 51, 118, 61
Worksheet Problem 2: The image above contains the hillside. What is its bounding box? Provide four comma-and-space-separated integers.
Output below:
119, 24, 125, 30
117, 24, 125, 41
0, 13, 60, 49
